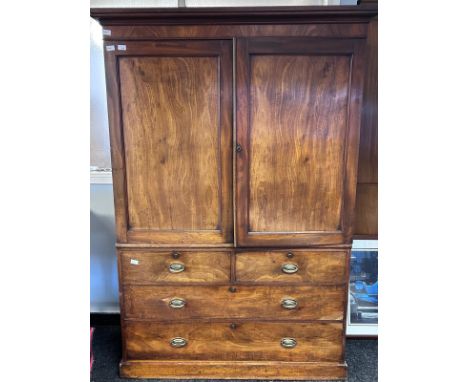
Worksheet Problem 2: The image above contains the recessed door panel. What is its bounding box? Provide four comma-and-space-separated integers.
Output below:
249, 54, 349, 232
236, 38, 366, 246
121, 56, 220, 231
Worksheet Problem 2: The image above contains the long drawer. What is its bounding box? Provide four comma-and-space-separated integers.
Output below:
235, 249, 348, 284
120, 250, 231, 283
123, 284, 345, 320
125, 321, 343, 362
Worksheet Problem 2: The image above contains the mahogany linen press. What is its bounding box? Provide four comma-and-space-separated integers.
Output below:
91, 4, 377, 380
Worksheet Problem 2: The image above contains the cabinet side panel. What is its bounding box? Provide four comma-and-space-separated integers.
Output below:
355, 18, 378, 238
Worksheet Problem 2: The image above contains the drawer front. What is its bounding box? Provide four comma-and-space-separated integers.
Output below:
125, 321, 343, 362
236, 250, 348, 283
123, 285, 345, 320
120, 250, 231, 283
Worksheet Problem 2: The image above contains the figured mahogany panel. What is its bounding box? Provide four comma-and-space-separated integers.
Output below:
101, 24, 367, 40
249, 55, 349, 233
125, 321, 343, 362
123, 285, 345, 321
120, 250, 231, 284
121, 56, 219, 231
236, 38, 366, 246
236, 250, 348, 284
104, 40, 233, 244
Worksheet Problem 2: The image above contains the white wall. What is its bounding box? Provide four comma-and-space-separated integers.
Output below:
90, 183, 119, 312
90, 19, 112, 169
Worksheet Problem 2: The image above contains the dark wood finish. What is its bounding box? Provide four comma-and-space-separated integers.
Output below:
236, 250, 348, 284
355, 17, 378, 238
354, 183, 378, 237
105, 40, 233, 245
120, 360, 347, 380
236, 37, 366, 247
103, 38, 128, 243
123, 285, 345, 321
125, 321, 343, 362
120, 250, 231, 284
91, 5, 378, 25
99, 24, 367, 40
357, 19, 378, 184
93, 5, 377, 380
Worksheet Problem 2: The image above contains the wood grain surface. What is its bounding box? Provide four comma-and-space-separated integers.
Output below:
353, 183, 378, 236
120, 360, 347, 380
357, 18, 378, 184
123, 285, 345, 321
120, 250, 231, 284
235, 250, 347, 284
95, 6, 378, 379
101, 24, 367, 40
248, 54, 349, 233
91, 3, 378, 25
125, 321, 343, 362
105, 40, 233, 245
120, 55, 219, 231
236, 38, 366, 246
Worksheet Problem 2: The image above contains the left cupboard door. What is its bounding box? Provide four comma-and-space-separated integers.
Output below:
103, 40, 233, 245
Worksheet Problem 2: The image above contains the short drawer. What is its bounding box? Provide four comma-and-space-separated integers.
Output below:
120, 250, 231, 284
235, 250, 348, 284
125, 321, 343, 362
123, 285, 345, 321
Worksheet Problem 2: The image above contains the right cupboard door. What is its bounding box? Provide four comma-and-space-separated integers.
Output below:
236, 38, 366, 247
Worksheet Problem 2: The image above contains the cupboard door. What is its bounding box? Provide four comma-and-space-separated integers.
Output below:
236, 38, 366, 246
104, 40, 233, 245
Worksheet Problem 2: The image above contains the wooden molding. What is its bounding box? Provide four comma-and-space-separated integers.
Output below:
91, 5, 378, 26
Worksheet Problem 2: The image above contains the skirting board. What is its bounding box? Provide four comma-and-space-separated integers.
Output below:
120, 360, 347, 380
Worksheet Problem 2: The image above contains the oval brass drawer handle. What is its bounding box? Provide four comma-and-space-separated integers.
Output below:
170, 337, 188, 348
281, 263, 299, 274
169, 298, 186, 309
280, 337, 297, 348
168, 262, 185, 273
281, 298, 298, 309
